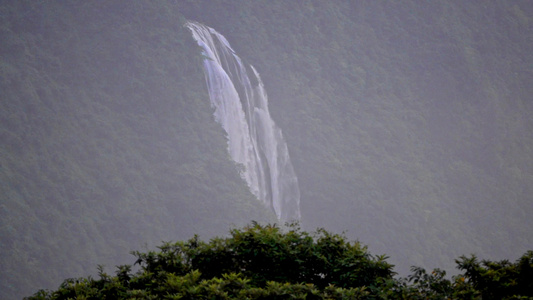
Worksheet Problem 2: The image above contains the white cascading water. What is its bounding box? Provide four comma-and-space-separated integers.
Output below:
186, 21, 300, 221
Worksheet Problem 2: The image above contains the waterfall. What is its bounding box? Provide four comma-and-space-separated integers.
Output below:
186, 21, 300, 221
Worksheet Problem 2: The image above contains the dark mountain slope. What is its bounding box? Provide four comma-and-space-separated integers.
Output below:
1, 1, 532, 299
1, 2, 274, 299
181, 0, 533, 273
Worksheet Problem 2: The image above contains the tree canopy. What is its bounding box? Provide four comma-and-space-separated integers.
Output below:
26, 223, 533, 299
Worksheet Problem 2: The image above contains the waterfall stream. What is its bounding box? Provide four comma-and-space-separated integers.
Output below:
187, 21, 300, 221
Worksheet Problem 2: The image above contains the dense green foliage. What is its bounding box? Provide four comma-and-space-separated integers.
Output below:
2, 1, 532, 299
26, 224, 533, 299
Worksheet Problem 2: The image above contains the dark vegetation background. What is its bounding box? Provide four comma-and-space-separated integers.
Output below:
1, 1, 532, 299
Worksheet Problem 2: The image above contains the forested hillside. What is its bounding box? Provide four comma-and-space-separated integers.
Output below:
1, 1, 532, 299
181, 0, 533, 271
0, 2, 275, 299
